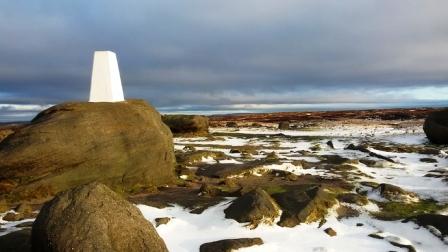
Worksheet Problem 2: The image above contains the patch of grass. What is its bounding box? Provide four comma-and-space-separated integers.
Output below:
263, 185, 287, 195
373, 200, 448, 221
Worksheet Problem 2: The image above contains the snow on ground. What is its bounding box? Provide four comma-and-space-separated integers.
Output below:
0, 211, 35, 236
210, 124, 423, 138
175, 126, 448, 203
157, 125, 448, 251
1, 124, 446, 251
138, 201, 447, 252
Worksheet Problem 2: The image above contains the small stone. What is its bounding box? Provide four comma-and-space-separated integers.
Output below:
420, 158, 438, 163
286, 174, 298, 181
324, 228, 337, 237
183, 145, 196, 152
155, 217, 171, 227
356, 223, 364, 227
2, 212, 23, 222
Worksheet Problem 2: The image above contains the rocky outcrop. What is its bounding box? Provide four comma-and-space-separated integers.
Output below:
31, 182, 168, 252
0, 100, 175, 203
200, 238, 263, 252
272, 185, 338, 227
162, 114, 209, 136
224, 188, 280, 228
424, 110, 448, 144
376, 183, 419, 203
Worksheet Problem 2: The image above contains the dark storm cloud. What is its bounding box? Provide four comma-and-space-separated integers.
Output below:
1, 0, 448, 113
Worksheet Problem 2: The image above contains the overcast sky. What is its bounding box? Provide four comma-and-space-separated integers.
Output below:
1, 1, 448, 120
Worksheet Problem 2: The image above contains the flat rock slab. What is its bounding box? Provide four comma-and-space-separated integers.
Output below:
200, 238, 263, 252
196, 159, 278, 178
129, 186, 225, 214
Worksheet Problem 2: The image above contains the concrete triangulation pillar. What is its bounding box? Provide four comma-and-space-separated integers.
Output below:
89, 51, 125, 102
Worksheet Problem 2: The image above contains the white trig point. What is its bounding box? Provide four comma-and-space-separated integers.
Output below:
89, 51, 125, 102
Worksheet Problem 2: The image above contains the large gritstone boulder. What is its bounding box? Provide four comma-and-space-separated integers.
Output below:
162, 114, 209, 136
0, 99, 175, 203
424, 110, 448, 144
32, 182, 168, 252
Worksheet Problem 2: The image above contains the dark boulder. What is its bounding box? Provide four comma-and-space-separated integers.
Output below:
162, 114, 209, 136
224, 188, 280, 228
225, 121, 238, 128
424, 110, 448, 144
200, 238, 263, 252
31, 182, 168, 252
278, 121, 290, 130
0, 229, 31, 252
404, 214, 448, 237
0, 100, 175, 203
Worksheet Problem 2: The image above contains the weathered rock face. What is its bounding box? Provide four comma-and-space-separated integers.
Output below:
224, 188, 280, 228
424, 110, 448, 144
162, 114, 209, 136
272, 185, 337, 227
31, 182, 168, 252
0, 99, 175, 203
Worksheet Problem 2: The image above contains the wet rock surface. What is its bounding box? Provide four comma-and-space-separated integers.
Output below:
424, 109, 448, 144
